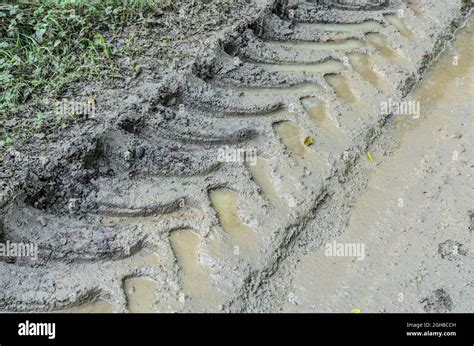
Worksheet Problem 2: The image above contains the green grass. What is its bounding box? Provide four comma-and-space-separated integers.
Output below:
0, 0, 172, 147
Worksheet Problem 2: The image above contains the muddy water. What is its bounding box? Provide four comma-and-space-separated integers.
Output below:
247, 157, 288, 209
384, 15, 414, 39
124, 277, 158, 313
169, 229, 218, 309
273, 121, 320, 164
297, 21, 382, 32
301, 97, 349, 150
260, 59, 345, 74
269, 39, 365, 51
348, 53, 384, 87
365, 33, 409, 66
325, 74, 358, 105
209, 190, 258, 256
280, 13, 474, 313
301, 97, 327, 124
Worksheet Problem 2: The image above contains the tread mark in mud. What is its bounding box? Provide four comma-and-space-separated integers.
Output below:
384, 14, 415, 39
1, 0, 467, 312
209, 189, 259, 258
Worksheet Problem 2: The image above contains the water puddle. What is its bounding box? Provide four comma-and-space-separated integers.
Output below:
124, 277, 158, 313
209, 190, 258, 256
301, 97, 327, 124
136, 249, 162, 267
365, 33, 409, 66
384, 15, 414, 39
259, 59, 345, 74
325, 74, 357, 105
219, 83, 323, 101
267, 39, 365, 51
301, 97, 350, 149
273, 121, 318, 162
348, 53, 388, 89
169, 229, 216, 307
247, 157, 288, 208
296, 21, 382, 32
56, 299, 113, 313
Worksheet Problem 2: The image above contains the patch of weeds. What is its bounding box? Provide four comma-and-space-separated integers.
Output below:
0, 0, 174, 150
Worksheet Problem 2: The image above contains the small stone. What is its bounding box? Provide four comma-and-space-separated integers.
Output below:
135, 147, 145, 158
67, 198, 79, 213
123, 150, 133, 161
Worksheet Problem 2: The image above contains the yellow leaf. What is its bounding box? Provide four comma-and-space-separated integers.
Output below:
351, 308, 361, 314
304, 136, 314, 146
366, 151, 373, 162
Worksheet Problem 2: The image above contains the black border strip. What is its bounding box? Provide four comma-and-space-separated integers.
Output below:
0, 313, 472, 345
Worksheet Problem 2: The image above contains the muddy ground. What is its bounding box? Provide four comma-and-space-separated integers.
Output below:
252, 15, 474, 312
0, 0, 473, 313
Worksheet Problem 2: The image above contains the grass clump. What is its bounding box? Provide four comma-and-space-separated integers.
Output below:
0, 0, 172, 147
